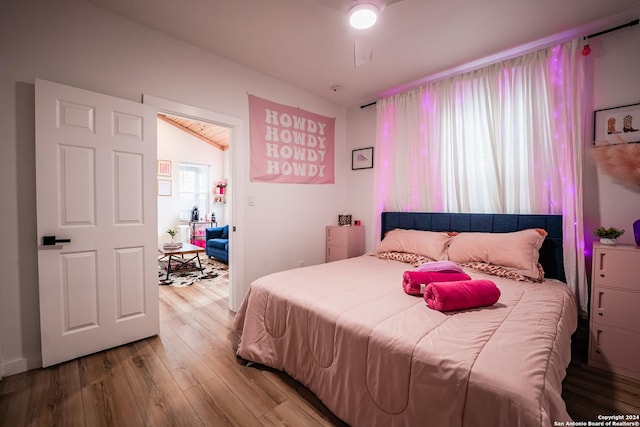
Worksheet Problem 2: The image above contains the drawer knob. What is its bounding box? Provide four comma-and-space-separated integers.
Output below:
600, 274, 605, 277
598, 312, 603, 316
596, 349, 601, 354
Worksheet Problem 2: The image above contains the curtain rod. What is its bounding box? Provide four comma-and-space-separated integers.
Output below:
587, 18, 638, 39
360, 18, 639, 109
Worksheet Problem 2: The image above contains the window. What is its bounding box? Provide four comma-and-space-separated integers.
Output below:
179, 162, 209, 220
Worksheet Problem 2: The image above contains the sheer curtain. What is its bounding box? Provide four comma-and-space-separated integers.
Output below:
373, 39, 588, 315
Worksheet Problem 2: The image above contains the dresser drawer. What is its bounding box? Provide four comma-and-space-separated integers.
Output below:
326, 246, 347, 263
325, 226, 365, 262
589, 325, 640, 380
591, 286, 640, 332
592, 246, 640, 290
326, 226, 348, 247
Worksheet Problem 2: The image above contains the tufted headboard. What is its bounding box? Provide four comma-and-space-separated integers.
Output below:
381, 212, 565, 282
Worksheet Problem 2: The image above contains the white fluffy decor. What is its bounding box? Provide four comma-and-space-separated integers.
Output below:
593, 144, 640, 187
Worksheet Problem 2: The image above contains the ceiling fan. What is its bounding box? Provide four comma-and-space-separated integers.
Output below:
307, 0, 406, 67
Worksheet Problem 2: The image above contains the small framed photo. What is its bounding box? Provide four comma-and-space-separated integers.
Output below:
594, 102, 640, 146
352, 147, 374, 170
158, 179, 172, 196
158, 160, 172, 177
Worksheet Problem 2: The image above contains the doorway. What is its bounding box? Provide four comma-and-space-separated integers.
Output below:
144, 95, 242, 311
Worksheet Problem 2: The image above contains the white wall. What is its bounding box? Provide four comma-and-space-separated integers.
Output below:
346, 105, 377, 250
0, 0, 346, 375
156, 119, 226, 245
584, 25, 640, 249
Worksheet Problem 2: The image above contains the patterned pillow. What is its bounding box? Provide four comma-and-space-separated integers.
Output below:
461, 261, 545, 283
377, 251, 432, 267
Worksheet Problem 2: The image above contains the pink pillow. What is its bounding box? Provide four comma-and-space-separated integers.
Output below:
377, 229, 451, 261
446, 229, 546, 279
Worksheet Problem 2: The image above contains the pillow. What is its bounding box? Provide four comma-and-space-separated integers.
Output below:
415, 260, 464, 274
376, 229, 451, 261
377, 251, 431, 267
462, 262, 545, 283
446, 229, 547, 279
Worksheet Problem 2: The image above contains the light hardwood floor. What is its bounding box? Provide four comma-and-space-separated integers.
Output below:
1, 278, 638, 426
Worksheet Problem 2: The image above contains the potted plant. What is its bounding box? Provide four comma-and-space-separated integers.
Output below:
593, 227, 625, 246
164, 228, 181, 249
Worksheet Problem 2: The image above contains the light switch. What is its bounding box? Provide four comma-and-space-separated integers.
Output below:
248, 195, 255, 206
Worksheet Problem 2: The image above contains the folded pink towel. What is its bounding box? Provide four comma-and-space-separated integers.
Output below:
402, 271, 471, 295
424, 279, 501, 312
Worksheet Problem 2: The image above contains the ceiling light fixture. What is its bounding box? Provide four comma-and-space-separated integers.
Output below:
348, 3, 378, 30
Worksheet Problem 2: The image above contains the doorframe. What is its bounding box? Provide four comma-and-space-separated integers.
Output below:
143, 95, 244, 311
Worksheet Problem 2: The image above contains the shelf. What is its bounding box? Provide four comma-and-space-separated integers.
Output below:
189, 221, 216, 248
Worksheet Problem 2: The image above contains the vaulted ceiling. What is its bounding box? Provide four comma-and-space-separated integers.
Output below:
158, 114, 230, 151
89, 0, 640, 107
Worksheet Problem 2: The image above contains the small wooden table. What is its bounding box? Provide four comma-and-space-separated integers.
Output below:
158, 243, 205, 281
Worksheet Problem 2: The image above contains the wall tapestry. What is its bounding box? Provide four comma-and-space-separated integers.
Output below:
249, 95, 335, 184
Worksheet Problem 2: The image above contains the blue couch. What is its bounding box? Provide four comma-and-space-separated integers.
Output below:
205, 225, 229, 264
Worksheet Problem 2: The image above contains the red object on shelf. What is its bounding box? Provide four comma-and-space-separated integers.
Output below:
191, 239, 206, 248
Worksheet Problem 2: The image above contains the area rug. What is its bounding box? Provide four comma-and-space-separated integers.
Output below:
158, 254, 228, 287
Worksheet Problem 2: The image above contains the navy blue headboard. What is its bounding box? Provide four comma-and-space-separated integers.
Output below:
381, 212, 565, 282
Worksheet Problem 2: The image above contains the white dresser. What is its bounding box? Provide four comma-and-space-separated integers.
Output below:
588, 243, 640, 380
326, 226, 365, 263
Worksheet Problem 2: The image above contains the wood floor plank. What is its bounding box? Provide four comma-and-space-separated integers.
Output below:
80, 375, 146, 427
78, 351, 116, 387
149, 320, 218, 391
257, 366, 348, 427
0, 370, 33, 397
563, 361, 640, 421
108, 341, 203, 427
259, 400, 324, 427
24, 360, 85, 427
201, 352, 282, 419
183, 384, 235, 426
2, 274, 639, 427
566, 362, 640, 403
194, 375, 263, 427
0, 385, 30, 427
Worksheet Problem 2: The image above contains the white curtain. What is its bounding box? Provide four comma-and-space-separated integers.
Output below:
373, 39, 588, 316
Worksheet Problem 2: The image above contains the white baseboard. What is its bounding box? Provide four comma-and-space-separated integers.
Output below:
1, 355, 40, 377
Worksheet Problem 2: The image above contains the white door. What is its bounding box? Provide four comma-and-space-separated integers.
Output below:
36, 79, 159, 367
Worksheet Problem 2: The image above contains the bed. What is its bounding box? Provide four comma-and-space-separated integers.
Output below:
234, 212, 578, 426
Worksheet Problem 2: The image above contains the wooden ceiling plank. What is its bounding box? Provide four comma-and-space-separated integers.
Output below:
158, 114, 228, 151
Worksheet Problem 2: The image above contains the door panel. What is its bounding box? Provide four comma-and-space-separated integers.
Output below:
115, 246, 146, 319
114, 151, 143, 223
60, 144, 96, 225
36, 79, 158, 367
62, 251, 98, 332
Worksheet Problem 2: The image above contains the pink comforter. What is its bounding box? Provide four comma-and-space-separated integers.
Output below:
234, 255, 577, 427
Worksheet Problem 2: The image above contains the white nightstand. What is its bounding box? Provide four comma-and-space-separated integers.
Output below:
588, 243, 640, 380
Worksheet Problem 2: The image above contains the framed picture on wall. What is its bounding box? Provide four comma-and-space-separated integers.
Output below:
158, 160, 172, 177
158, 179, 172, 196
594, 102, 640, 146
352, 147, 374, 170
